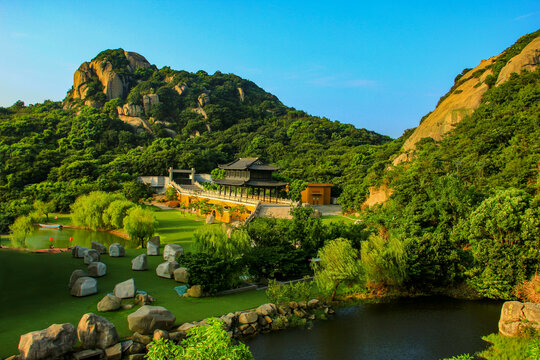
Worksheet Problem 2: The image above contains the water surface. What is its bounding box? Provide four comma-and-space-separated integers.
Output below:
7, 227, 129, 249
245, 297, 501, 360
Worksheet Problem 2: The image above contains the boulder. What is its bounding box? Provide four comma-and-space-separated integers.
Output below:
307, 299, 320, 309
69, 269, 87, 289
156, 261, 179, 279
499, 301, 540, 337
136, 292, 152, 305
147, 236, 160, 256
88, 262, 107, 277
238, 311, 258, 324
73, 246, 89, 258
131, 254, 147, 271
256, 303, 276, 317
205, 214, 215, 224
143, 94, 159, 114
91, 241, 107, 254
83, 249, 100, 265
153, 329, 169, 341
186, 285, 202, 298
131, 332, 151, 345
71, 277, 98, 297
127, 306, 176, 334
114, 278, 136, 299
163, 244, 184, 262
173, 267, 189, 283
73, 349, 104, 360
109, 243, 125, 257
77, 313, 119, 349
18, 323, 77, 360
97, 294, 121, 312
104, 343, 122, 360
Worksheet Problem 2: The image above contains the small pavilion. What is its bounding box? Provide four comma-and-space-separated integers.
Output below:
213, 158, 288, 202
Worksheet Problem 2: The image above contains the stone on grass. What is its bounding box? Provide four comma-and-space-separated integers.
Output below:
71, 277, 98, 297
147, 236, 160, 256
127, 305, 176, 334
91, 241, 107, 254
114, 278, 136, 299
69, 269, 87, 289
18, 323, 76, 360
205, 214, 215, 224
186, 285, 203, 298
77, 313, 119, 349
97, 294, 121, 312
131, 254, 147, 271
109, 243, 125, 257
88, 262, 107, 277
72, 246, 89, 258
173, 267, 189, 283
156, 261, 179, 279
163, 243, 184, 262
84, 249, 100, 265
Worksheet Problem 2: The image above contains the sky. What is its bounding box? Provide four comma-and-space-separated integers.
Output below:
0, 1, 538, 138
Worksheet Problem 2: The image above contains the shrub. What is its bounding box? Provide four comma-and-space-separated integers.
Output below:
179, 253, 244, 294
243, 245, 310, 282
515, 274, 540, 304
266, 278, 313, 304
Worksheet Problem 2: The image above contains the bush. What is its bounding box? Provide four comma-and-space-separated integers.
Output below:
266, 278, 313, 304
179, 253, 244, 294
243, 245, 311, 281
515, 274, 540, 304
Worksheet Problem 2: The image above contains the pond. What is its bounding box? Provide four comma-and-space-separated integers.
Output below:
3, 227, 130, 250
244, 297, 502, 360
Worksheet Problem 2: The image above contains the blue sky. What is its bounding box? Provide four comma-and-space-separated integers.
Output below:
0, 1, 538, 138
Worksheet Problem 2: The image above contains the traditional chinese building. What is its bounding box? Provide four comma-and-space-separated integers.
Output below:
214, 158, 288, 202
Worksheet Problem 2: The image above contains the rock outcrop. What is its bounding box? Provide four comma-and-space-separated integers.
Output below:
393, 33, 540, 166
69, 50, 151, 102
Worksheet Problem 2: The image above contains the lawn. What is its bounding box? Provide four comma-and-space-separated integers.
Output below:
0, 209, 268, 358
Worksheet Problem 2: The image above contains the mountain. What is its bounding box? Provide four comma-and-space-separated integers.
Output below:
393, 30, 540, 165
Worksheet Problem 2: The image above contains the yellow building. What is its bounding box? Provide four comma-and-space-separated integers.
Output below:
301, 184, 333, 205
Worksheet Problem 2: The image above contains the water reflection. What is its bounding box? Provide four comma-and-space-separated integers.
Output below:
245, 297, 502, 360
8, 227, 129, 249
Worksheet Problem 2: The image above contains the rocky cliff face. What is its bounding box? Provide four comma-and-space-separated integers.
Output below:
392, 33, 540, 166
68, 50, 152, 103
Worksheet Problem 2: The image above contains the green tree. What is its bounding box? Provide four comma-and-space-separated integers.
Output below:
9, 215, 34, 248
102, 199, 135, 229
461, 188, 540, 299
71, 191, 124, 230
361, 234, 407, 288
194, 227, 250, 258
313, 238, 363, 300
123, 206, 157, 248
33, 200, 56, 222
122, 180, 152, 202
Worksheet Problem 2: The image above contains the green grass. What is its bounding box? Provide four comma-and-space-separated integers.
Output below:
320, 215, 357, 225
0, 209, 267, 358
477, 333, 539, 360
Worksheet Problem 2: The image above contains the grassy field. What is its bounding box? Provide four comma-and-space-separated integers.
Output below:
0, 209, 268, 357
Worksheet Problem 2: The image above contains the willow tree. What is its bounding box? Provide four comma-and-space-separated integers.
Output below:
123, 206, 157, 248
313, 238, 363, 300
9, 215, 34, 248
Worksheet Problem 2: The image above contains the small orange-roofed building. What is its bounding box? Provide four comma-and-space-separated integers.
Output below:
301, 184, 333, 205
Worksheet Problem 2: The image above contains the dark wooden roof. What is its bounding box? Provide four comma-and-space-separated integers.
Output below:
214, 179, 287, 187
218, 158, 280, 171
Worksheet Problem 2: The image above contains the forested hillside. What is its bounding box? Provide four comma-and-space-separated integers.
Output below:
0, 50, 391, 232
